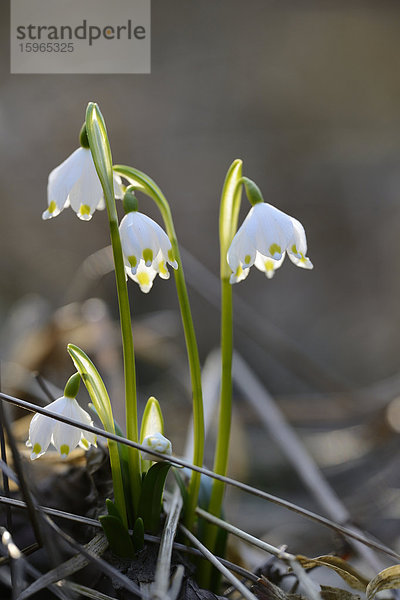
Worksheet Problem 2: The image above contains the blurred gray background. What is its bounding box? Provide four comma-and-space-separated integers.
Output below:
2, 1, 400, 391
1, 0, 400, 551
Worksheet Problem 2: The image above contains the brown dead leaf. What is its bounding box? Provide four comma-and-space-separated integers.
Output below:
296, 555, 368, 592
366, 564, 400, 600
320, 585, 361, 600
251, 576, 306, 600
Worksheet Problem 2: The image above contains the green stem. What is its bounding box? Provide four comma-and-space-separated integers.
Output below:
114, 165, 204, 529
107, 440, 129, 527
85, 104, 141, 519
108, 218, 142, 516
198, 160, 243, 588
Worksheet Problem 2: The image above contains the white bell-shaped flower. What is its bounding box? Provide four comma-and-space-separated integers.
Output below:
43, 147, 123, 221
119, 210, 178, 293
141, 431, 172, 462
227, 202, 313, 283
26, 395, 97, 460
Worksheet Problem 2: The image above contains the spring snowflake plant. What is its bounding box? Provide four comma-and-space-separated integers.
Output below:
30, 102, 313, 583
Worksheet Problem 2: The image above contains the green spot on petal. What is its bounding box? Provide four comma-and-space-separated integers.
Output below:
33, 443, 41, 455
158, 261, 168, 275
142, 248, 153, 265
269, 243, 281, 257
128, 255, 137, 268
81, 438, 89, 449
60, 444, 70, 457
235, 265, 243, 278
137, 272, 150, 287
264, 259, 274, 271
244, 254, 251, 265
291, 244, 298, 254
48, 201, 57, 214
79, 204, 91, 216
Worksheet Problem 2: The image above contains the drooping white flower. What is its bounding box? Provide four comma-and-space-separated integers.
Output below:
141, 431, 172, 462
119, 210, 178, 293
43, 147, 123, 221
26, 396, 96, 460
227, 202, 313, 283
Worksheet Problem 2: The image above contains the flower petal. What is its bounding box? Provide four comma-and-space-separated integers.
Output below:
254, 251, 286, 279
51, 397, 85, 458
75, 404, 97, 448
227, 209, 258, 273
287, 217, 313, 269
120, 214, 143, 275
28, 412, 54, 459
253, 203, 293, 260
229, 262, 251, 284
141, 432, 172, 461
126, 260, 158, 293
44, 148, 87, 220
113, 173, 124, 199
68, 150, 103, 221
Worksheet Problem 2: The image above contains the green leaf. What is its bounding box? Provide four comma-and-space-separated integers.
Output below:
137, 462, 171, 534
140, 396, 164, 473
219, 159, 243, 278
99, 514, 134, 559
85, 102, 114, 202
132, 517, 144, 552
67, 344, 114, 432
67, 344, 128, 528
106, 499, 121, 519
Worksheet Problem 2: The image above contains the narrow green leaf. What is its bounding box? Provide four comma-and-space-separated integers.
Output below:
99, 514, 134, 559
137, 462, 171, 534
219, 159, 243, 278
68, 343, 128, 527
85, 102, 114, 201
132, 517, 144, 552
67, 344, 113, 432
106, 499, 121, 520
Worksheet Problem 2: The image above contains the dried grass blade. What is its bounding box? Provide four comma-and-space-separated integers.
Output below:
1, 391, 399, 563
17, 533, 108, 600
180, 524, 259, 600
64, 582, 118, 600
151, 488, 183, 600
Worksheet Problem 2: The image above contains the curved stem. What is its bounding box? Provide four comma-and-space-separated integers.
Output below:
114, 165, 204, 529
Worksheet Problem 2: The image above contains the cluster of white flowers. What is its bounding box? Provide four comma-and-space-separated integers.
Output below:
35, 142, 313, 460
44, 144, 312, 288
